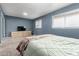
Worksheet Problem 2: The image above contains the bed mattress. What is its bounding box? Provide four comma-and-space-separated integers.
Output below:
24, 34, 79, 56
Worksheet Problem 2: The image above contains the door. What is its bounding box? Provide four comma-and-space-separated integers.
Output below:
0, 8, 5, 43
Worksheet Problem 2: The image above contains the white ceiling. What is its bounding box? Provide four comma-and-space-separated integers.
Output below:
1, 3, 71, 19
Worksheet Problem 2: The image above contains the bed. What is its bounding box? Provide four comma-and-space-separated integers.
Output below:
1, 34, 79, 56
21, 34, 79, 56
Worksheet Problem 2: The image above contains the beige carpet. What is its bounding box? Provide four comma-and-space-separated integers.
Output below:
0, 37, 24, 56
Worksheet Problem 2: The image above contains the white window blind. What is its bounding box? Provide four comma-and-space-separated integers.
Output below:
35, 19, 42, 28
52, 12, 79, 28
66, 13, 79, 28
52, 16, 65, 28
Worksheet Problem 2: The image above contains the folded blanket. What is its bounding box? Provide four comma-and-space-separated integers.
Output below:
16, 38, 30, 56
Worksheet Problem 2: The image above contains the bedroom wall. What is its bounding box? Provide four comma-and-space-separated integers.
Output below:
33, 3, 79, 39
5, 15, 33, 37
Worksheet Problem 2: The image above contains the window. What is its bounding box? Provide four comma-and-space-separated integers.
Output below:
35, 19, 42, 28
66, 13, 79, 28
52, 16, 65, 28
52, 11, 79, 28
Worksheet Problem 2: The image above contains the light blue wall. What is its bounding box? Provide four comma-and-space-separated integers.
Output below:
33, 3, 79, 39
5, 16, 33, 37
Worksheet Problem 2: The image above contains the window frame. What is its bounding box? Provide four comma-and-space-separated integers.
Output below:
35, 19, 42, 29
52, 9, 79, 29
